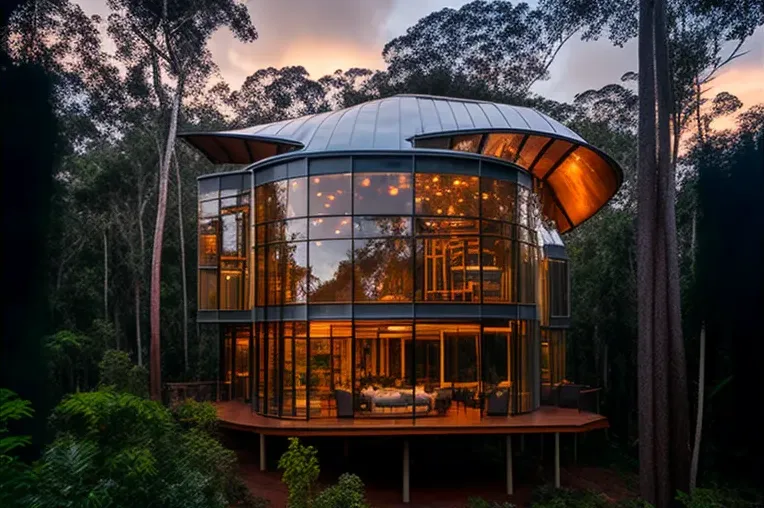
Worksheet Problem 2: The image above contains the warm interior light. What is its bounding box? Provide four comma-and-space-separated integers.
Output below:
324, 203, 331, 208
328, 195, 335, 201
458, 198, 464, 203
315, 241, 322, 246
415, 197, 422, 203
313, 177, 320, 184
436, 208, 443, 214
292, 181, 298, 187
388, 186, 399, 196
316, 192, 322, 197
387, 325, 410, 332
482, 193, 489, 200
398, 175, 407, 184
341, 219, 348, 225
225, 275, 231, 281
432, 176, 439, 183
318, 218, 324, 223
436, 191, 443, 197
336, 189, 343, 195
453, 179, 461, 186
361, 177, 371, 187
334, 229, 341, 235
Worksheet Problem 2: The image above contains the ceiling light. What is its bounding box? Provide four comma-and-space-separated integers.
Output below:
361, 177, 371, 187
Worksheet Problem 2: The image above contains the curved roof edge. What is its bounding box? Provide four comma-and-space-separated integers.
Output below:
178, 132, 303, 164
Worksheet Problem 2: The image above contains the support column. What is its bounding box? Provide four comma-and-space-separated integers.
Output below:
554, 432, 560, 488
343, 438, 349, 459
506, 435, 514, 496
259, 434, 266, 472
573, 433, 578, 464
520, 434, 525, 453
403, 439, 410, 503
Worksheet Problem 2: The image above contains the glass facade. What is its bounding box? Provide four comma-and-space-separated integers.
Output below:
198, 172, 252, 310
199, 156, 570, 419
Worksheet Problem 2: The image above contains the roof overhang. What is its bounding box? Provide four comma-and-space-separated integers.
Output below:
178, 131, 303, 164
411, 130, 623, 233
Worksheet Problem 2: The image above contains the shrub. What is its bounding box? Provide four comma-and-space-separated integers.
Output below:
173, 398, 218, 434
0, 389, 34, 508
313, 473, 369, 508
467, 497, 517, 508
531, 485, 609, 507
278, 437, 320, 508
677, 488, 763, 508
30, 389, 250, 508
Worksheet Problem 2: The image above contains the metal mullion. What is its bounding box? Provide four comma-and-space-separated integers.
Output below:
512, 134, 530, 164
527, 138, 556, 175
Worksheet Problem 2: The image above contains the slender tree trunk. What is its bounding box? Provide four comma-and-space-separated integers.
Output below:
103, 228, 108, 320
174, 150, 189, 373
690, 325, 705, 491
135, 281, 143, 366
150, 85, 182, 401
637, 0, 658, 503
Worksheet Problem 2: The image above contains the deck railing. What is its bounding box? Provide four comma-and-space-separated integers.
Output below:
164, 381, 220, 405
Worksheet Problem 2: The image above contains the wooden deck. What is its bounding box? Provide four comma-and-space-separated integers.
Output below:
216, 401, 608, 437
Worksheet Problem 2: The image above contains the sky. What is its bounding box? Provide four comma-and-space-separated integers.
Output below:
79, 0, 763, 124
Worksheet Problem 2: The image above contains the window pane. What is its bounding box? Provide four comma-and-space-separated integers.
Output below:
481, 220, 513, 237
199, 219, 218, 266
354, 173, 413, 215
450, 134, 482, 152
483, 133, 524, 160
310, 321, 352, 418
518, 243, 538, 304
353, 217, 411, 238
198, 269, 217, 310
416, 218, 479, 236
482, 237, 513, 303
549, 259, 569, 317
310, 174, 351, 216
286, 177, 308, 218
284, 242, 308, 303
481, 178, 516, 222
221, 213, 245, 258
482, 325, 510, 390
220, 265, 243, 310
268, 219, 307, 243
200, 200, 218, 218
416, 237, 480, 302
354, 238, 412, 302
256, 247, 265, 306
309, 240, 353, 303
309, 216, 352, 239
256, 180, 287, 223
516, 135, 550, 168
266, 245, 282, 305
199, 178, 218, 201
415, 174, 479, 217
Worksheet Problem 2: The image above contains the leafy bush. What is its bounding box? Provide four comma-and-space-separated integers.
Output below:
173, 398, 219, 434
98, 349, 149, 397
0, 389, 34, 508
278, 437, 320, 508
313, 473, 369, 508
29, 389, 254, 508
467, 497, 516, 508
677, 488, 763, 508
531, 485, 609, 507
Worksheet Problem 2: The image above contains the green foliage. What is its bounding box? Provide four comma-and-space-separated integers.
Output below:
278, 437, 321, 508
28, 389, 251, 508
466, 497, 516, 508
0, 390, 35, 508
531, 486, 610, 507
98, 350, 149, 397
172, 398, 219, 434
312, 473, 369, 508
677, 488, 763, 508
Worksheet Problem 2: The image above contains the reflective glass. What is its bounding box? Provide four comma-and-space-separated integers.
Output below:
309, 174, 351, 216
220, 265, 243, 310
267, 219, 307, 243
354, 173, 413, 215
309, 216, 352, 239
483, 133, 524, 160
198, 219, 218, 266
221, 213, 245, 258
309, 240, 353, 303
286, 177, 309, 218
415, 174, 479, 217
415, 237, 480, 302
481, 237, 513, 303
199, 178, 218, 201
198, 269, 217, 310
481, 178, 516, 222
354, 238, 412, 302
516, 135, 549, 168
256, 180, 287, 223
416, 218, 479, 236
310, 321, 352, 417
200, 200, 218, 218
283, 242, 308, 303
450, 134, 482, 153
353, 217, 411, 238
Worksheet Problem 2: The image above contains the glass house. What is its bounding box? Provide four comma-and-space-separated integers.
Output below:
184, 94, 621, 422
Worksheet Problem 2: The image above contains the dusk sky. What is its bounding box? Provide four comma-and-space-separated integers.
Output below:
80, 0, 763, 127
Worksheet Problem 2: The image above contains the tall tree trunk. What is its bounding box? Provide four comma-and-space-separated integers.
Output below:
637, 0, 658, 503
656, 0, 691, 498
103, 228, 108, 320
690, 325, 705, 491
638, 0, 692, 504
150, 85, 181, 401
135, 281, 143, 366
174, 150, 189, 373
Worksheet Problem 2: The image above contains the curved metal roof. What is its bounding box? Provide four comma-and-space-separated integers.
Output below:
180, 94, 623, 232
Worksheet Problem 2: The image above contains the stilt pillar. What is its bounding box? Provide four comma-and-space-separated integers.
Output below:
403, 439, 410, 503
259, 434, 266, 472
554, 432, 560, 488
573, 433, 578, 464
506, 435, 514, 496
520, 433, 525, 453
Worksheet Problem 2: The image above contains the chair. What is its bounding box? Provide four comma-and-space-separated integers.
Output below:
434, 389, 453, 415
486, 389, 509, 416
334, 389, 353, 418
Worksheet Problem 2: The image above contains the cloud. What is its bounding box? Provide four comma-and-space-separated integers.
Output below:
209, 0, 396, 87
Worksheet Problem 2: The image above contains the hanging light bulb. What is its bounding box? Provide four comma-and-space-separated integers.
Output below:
388, 186, 399, 196
361, 177, 371, 187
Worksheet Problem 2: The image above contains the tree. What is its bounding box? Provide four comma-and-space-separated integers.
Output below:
107, 0, 257, 399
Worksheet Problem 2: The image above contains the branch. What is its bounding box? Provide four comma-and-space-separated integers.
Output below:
523, 25, 580, 94
700, 39, 748, 84
130, 23, 172, 64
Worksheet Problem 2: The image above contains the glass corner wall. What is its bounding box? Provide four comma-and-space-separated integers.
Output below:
198, 172, 252, 311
